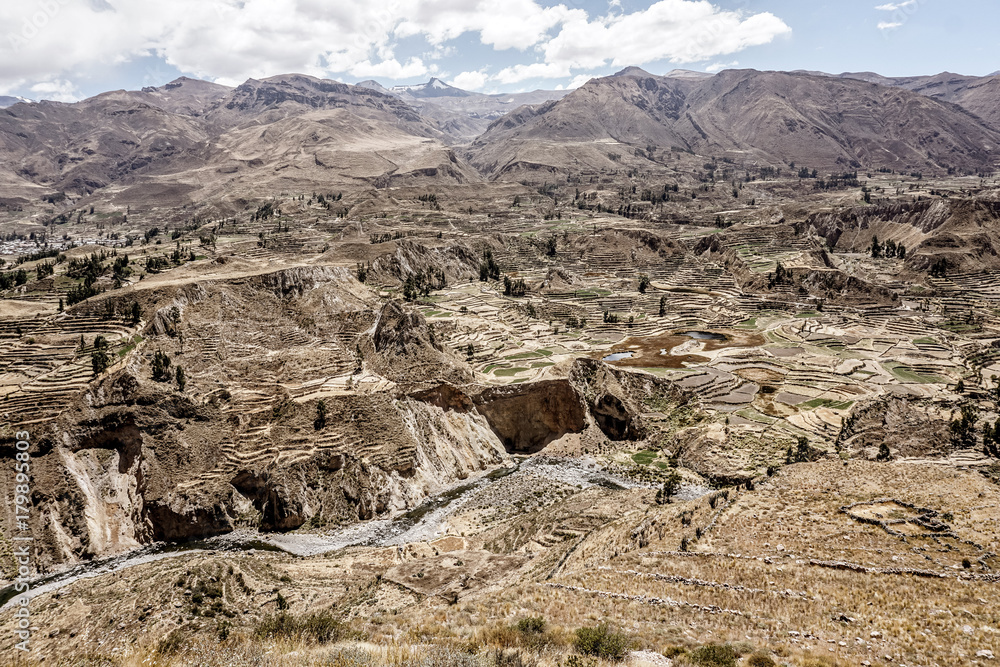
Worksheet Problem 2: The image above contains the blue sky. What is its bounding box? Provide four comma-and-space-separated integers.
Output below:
0, 0, 996, 102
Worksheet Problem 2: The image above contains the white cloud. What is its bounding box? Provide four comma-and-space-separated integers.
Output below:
566, 74, 595, 89
29, 79, 81, 103
450, 69, 488, 91
495, 62, 572, 84
395, 0, 574, 51
0, 0, 792, 93
496, 0, 790, 84
875, 1, 916, 10
705, 60, 738, 73
349, 58, 431, 79
877, 21, 903, 30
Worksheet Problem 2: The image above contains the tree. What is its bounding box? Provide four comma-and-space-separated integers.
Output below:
93, 335, 108, 350
175, 366, 186, 391
503, 275, 527, 297
638, 274, 650, 294
655, 469, 682, 504
544, 236, 557, 257
402, 275, 418, 302
786, 436, 811, 464
869, 235, 882, 259
58, 298, 64, 312
91, 349, 110, 376
314, 400, 327, 430
876, 442, 893, 462
479, 250, 500, 282
130, 301, 141, 325
950, 403, 979, 446
658, 296, 667, 317
151, 350, 171, 382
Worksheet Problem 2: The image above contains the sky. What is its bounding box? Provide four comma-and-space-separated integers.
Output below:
0, 0, 997, 102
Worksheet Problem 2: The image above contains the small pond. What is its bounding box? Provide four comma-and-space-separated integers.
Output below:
680, 331, 727, 341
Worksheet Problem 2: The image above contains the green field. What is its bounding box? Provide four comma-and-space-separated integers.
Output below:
802, 398, 854, 410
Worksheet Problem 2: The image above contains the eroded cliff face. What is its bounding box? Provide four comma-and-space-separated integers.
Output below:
472, 380, 588, 453
11, 372, 509, 572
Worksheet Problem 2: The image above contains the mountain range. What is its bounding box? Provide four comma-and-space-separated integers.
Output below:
1, 67, 998, 206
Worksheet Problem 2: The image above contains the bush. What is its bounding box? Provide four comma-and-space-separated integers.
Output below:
515, 616, 546, 634
156, 629, 187, 655
574, 624, 634, 661
492, 649, 538, 667
689, 643, 739, 667
747, 652, 776, 667
254, 611, 349, 644
325, 647, 377, 667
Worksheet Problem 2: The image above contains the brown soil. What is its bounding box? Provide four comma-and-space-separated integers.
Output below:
600, 330, 765, 369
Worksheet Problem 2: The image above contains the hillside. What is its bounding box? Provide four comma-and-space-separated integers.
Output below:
467, 68, 1000, 178
0, 74, 477, 206
840, 71, 1000, 131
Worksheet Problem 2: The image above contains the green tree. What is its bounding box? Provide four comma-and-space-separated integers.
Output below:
655, 469, 682, 504
91, 349, 111, 376
130, 301, 141, 325
544, 236, 557, 257
637, 274, 650, 294
314, 399, 327, 430
151, 350, 171, 382
175, 366, 186, 391
876, 442, 893, 462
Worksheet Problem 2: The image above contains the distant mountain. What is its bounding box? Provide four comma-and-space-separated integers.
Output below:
355, 80, 394, 95
0, 74, 475, 205
356, 77, 570, 143
663, 69, 715, 79
391, 78, 471, 98
467, 68, 1000, 179
614, 66, 713, 80
138, 77, 231, 117
838, 71, 1000, 130
0, 95, 31, 108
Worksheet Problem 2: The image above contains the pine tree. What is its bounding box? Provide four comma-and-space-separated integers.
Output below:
91, 349, 110, 376
314, 399, 327, 430
151, 350, 171, 382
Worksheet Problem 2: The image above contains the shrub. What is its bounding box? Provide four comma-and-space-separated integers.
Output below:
515, 617, 546, 634
325, 647, 377, 667
747, 652, 777, 667
254, 611, 349, 644
574, 624, 634, 661
689, 643, 739, 667
156, 629, 187, 655
492, 649, 538, 667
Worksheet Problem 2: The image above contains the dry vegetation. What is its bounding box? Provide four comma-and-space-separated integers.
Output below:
1, 97, 1000, 665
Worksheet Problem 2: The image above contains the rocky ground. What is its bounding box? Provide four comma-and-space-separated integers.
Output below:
0, 167, 998, 665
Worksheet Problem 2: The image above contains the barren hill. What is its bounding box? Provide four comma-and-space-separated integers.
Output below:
467, 68, 1000, 178
362, 77, 571, 143
840, 71, 1000, 132
0, 74, 477, 205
